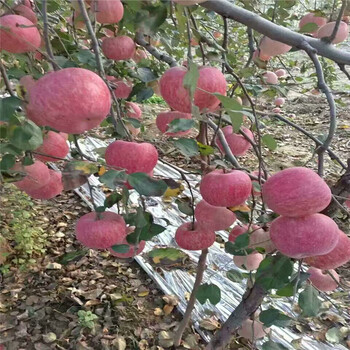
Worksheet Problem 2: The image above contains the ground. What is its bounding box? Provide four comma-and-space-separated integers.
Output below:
0, 93, 349, 350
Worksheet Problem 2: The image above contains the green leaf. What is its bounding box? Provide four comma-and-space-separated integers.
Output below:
233, 233, 250, 249
0, 96, 23, 122
228, 111, 244, 133
174, 4, 186, 39
300, 22, 319, 33
137, 67, 157, 83
139, 223, 166, 241
9, 120, 43, 151
0, 154, 16, 171
128, 173, 167, 196
126, 118, 141, 128
183, 61, 199, 97
135, 87, 154, 102
111, 244, 130, 254
225, 241, 254, 256
57, 249, 88, 265
259, 308, 292, 327
173, 138, 198, 158
298, 285, 321, 317
262, 340, 289, 350
325, 327, 341, 343
197, 142, 214, 156
104, 192, 123, 208
176, 199, 194, 216
22, 156, 34, 166
99, 170, 127, 189
149, 247, 185, 261
167, 119, 195, 133
262, 134, 278, 151
196, 283, 221, 305
276, 271, 310, 297
256, 255, 294, 290
213, 94, 243, 111
74, 49, 96, 65
226, 269, 244, 283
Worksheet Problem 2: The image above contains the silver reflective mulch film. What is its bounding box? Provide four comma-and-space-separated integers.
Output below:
53, 136, 347, 350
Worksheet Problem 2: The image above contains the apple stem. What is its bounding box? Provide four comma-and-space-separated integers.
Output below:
173, 248, 209, 347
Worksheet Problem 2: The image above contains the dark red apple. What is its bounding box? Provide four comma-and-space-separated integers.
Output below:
200, 169, 252, 207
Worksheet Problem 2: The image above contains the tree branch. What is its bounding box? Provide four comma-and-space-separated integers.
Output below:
301, 44, 337, 177
200, 0, 350, 65
173, 249, 208, 347
42, 0, 60, 71
134, 32, 178, 67
0, 61, 15, 97
205, 283, 267, 350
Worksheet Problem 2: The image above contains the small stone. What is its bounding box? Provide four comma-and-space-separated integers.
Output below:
45, 263, 62, 270
43, 332, 57, 343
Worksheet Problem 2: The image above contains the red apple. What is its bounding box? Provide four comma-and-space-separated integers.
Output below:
0, 15, 41, 53
259, 36, 292, 57
345, 196, 350, 208
106, 76, 133, 99
105, 140, 158, 174
23, 0, 32, 7
200, 169, 252, 207
305, 230, 350, 269
76, 211, 127, 249
125, 102, 142, 119
13, 160, 50, 191
262, 167, 332, 217
234, 252, 264, 271
108, 238, 146, 258
299, 13, 327, 35
34, 131, 69, 162
159, 66, 227, 113
26, 68, 111, 133
216, 126, 253, 156
274, 97, 285, 106
133, 48, 148, 63
263, 71, 279, 85
91, 0, 124, 24
272, 107, 281, 113
317, 21, 349, 44
307, 267, 339, 292
102, 36, 135, 61
252, 49, 271, 61
25, 170, 63, 200
175, 222, 216, 250
275, 69, 287, 78
14, 4, 37, 24
156, 111, 192, 137
269, 214, 339, 259
195, 200, 236, 231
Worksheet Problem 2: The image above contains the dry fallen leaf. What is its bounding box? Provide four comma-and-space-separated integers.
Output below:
162, 295, 179, 306
163, 304, 174, 315
158, 331, 174, 348
154, 308, 164, 316
199, 317, 221, 331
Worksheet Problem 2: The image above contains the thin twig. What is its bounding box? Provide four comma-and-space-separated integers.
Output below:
134, 32, 177, 67
206, 119, 242, 170
42, 0, 59, 71
0, 61, 15, 97
338, 63, 350, 81
173, 249, 209, 347
77, 0, 131, 140
245, 27, 255, 68
325, 0, 347, 43
185, 7, 193, 61
302, 43, 337, 177
189, 12, 206, 65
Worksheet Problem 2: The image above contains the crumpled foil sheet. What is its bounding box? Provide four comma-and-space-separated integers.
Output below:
55, 136, 347, 350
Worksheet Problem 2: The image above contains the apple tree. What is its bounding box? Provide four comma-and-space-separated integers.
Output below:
1, 0, 350, 349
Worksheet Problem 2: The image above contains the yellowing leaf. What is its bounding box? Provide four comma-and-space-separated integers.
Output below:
138, 290, 149, 297
152, 256, 161, 264
154, 307, 164, 316
163, 304, 174, 315
98, 165, 107, 176
228, 204, 251, 212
